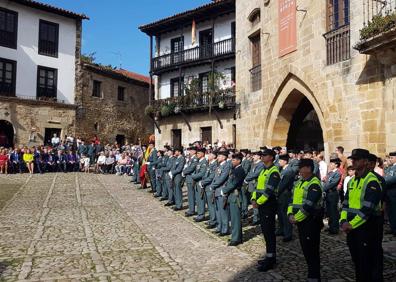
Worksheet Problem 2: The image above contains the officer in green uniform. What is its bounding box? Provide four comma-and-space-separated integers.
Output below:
252, 149, 281, 272
240, 149, 252, 219
288, 149, 300, 174
244, 151, 265, 225
323, 157, 342, 234
158, 147, 170, 201
276, 153, 295, 242
164, 148, 176, 205
183, 147, 198, 216
385, 151, 396, 236
202, 151, 218, 229
191, 148, 208, 222
212, 151, 231, 235
154, 150, 165, 197
288, 159, 323, 281
170, 147, 185, 211
340, 149, 383, 282
221, 153, 246, 246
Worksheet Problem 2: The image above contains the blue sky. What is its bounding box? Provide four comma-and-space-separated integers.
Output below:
39, 0, 209, 75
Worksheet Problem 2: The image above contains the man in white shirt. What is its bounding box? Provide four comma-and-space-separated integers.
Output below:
51, 134, 60, 147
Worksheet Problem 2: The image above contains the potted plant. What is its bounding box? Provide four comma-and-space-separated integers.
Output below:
160, 104, 171, 117
144, 105, 155, 117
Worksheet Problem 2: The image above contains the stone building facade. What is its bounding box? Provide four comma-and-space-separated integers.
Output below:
75, 63, 153, 145
0, 97, 75, 147
235, 0, 396, 156
0, 0, 87, 147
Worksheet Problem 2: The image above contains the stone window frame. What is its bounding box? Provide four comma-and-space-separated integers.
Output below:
92, 80, 102, 98
117, 86, 125, 101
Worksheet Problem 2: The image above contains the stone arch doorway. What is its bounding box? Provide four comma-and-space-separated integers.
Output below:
286, 95, 324, 151
266, 74, 327, 153
0, 120, 14, 148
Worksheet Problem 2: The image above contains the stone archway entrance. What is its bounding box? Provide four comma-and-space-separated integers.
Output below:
0, 120, 14, 148
286, 95, 324, 151
266, 74, 327, 154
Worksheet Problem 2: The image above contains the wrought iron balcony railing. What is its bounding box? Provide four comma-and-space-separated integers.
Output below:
355, 0, 396, 53
150, 88, 236, 118
152, 38, 235, 72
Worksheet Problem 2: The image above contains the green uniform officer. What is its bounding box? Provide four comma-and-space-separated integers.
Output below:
288, 159, 323, 281
385, 151, 396, 236
252, 149, 281, 272
340, 149, 383, 282
221, 153, 246, 246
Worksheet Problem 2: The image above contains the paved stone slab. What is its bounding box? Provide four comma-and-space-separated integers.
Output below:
0, 173, 395, 281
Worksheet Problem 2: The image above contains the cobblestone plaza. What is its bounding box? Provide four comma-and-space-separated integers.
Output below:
0, 173, 395, 281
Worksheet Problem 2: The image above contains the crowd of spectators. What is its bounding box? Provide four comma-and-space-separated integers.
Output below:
0, 135, 391, 182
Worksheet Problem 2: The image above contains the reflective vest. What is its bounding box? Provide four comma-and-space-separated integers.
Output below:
342, 172, 381, 222
252, 165, 280, 205
288, 176, 322, 215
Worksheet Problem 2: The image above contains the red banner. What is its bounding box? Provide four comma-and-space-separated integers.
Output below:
278, 0, 297, 57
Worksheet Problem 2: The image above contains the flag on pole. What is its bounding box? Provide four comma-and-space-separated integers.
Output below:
192, 19, 196, 46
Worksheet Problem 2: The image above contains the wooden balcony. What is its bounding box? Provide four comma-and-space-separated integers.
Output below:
152, 38, 235, 73
355, 0, 396, 55
150, 88, 236, 118
324, 25, 351, 65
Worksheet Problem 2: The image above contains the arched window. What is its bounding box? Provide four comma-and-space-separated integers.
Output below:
248, 8, 261, 26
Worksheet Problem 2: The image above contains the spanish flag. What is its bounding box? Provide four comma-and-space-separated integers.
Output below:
192, 19, 196, 46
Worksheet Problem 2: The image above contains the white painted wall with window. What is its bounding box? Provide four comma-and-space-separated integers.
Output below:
0, 1, 77, 104
156, 13, 235, 56
157, 59, 235, 99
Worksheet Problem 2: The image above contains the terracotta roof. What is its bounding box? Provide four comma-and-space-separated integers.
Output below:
114, 69, 151, 84
139, 0, 234, 35
83, 63, 150, 85
9, 0, 89, 20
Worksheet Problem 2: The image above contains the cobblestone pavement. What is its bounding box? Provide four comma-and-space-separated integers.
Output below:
0, 173, 395, 281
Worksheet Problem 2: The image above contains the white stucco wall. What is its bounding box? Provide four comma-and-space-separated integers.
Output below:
0, 1, 77, 104
157, 59, 235, 99
154, 12, 235, 100
156, 13, 235, 56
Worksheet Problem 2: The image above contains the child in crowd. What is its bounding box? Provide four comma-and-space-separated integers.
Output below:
80, 154, 90, 173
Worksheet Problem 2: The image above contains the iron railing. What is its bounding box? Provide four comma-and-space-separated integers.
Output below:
153, 38, 235, 71
324, 24, 351, 65
151, 88, 236, 116
0, 94, 64, 103
363, 0, 396, 26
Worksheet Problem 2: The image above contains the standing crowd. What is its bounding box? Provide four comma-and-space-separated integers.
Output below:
137, 142, 395, 282
1, 134, 396, 281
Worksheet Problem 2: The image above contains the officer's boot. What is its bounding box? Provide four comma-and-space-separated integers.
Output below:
257, 257, 276, 272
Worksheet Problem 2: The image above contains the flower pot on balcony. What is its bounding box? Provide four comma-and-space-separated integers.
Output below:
144, 105, 155, 117
218, 101, 225, 109
174, 106, 181, 114
160, 105, 171, 117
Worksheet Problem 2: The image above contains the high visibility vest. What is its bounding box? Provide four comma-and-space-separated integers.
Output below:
288, 176, 322, 215
342, 172, 382, 222
252, 165, 280, 205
